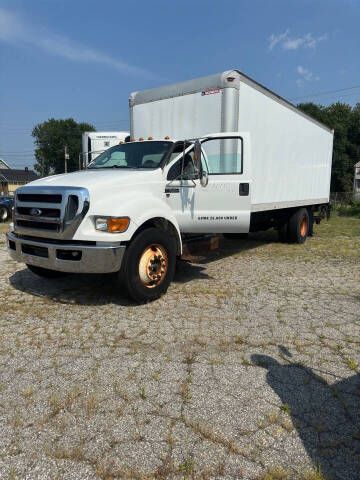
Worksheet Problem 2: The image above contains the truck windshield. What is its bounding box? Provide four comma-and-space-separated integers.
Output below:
87, 141, 173, 169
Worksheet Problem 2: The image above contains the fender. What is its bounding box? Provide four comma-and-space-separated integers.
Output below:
74, 190, 182, 253
123, 194, 182, 254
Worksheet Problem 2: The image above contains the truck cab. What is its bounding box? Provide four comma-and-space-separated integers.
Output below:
7, 135, 251, 302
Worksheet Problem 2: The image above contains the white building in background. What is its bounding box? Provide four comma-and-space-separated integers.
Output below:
81, 131, 129, 167
0, 158, 10, 169
354, 161, 360, 195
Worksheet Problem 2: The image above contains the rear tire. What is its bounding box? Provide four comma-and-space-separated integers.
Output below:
26, 264, 67, 278
120, 228, 176, 303
223, 233, 248, 240
288, 208, 309, 244
0, 206, 9, 222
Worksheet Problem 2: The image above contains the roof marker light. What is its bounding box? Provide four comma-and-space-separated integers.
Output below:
139, 137, 144, 141
148, 136, 153, 140
130, 138, 135, 142
164, 136, 170, 140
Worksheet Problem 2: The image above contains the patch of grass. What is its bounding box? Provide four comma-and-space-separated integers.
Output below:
280, 403, 291, 415
0, 222, 10, 235
344, 357, 358, 371
338, 201, 360, 218
248, 215, 360, 264
301, 466, 326, 480
178, 456, 195, 479
255, 466, 289, 480
180, 377, 192, 404
184, 415, 246, 456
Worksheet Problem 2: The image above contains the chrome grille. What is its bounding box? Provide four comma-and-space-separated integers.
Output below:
14, 186, 90, 239
17, 193, 62, 203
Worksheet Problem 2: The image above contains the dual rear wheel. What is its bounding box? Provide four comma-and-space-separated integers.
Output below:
278, 207, 310, 244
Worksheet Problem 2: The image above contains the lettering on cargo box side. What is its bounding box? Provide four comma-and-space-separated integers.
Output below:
201, 89, 220, 96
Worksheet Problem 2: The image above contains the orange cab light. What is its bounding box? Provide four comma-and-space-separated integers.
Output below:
139, 137, 144, 141
164, 136, 170, 140
148, 136, 153, 140
119, 141, 123, 144
130, 138, 135, 142
108, 217, 130, 233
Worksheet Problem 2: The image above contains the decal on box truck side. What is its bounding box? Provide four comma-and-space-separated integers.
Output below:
201, 89, 220, 96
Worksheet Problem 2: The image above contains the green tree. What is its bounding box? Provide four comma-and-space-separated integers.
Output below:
297, 102, 360, 192
32, 118, 95, 176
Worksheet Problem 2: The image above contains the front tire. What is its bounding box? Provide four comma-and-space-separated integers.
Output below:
26, 264, 67, 278
120, 228, 176, 303
288, 208, 309, 244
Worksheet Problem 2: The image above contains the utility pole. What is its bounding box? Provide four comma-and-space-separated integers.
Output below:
64, 145, 69, 173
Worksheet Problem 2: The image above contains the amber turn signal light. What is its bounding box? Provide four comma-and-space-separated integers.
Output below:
108, 217, 130, 233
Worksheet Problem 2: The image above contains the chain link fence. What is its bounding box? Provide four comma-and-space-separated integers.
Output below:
330, 192, 359, 208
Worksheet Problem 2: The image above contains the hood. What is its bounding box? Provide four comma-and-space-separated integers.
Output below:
27, 168, 163, 193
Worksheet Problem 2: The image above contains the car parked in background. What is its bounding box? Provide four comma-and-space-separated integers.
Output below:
0, 196, 13, 222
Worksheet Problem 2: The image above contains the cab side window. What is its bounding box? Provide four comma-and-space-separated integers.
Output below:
201, 137, 242, 174
167, 149, 197, 181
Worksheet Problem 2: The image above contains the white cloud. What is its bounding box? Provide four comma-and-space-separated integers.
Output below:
296, 65, 319, 87
0, 8, 154, 78
268, 30, 327, 51
268, 30, 289, 51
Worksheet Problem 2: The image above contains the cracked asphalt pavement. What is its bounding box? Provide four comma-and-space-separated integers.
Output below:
0, 216, 359, 480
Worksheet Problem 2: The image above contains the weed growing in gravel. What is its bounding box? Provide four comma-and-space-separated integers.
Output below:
301, 466, 326, 480
255, 466, 289, 480
280, 403, 291, 415
178, 456, 195, 478
344, 357, 358, 371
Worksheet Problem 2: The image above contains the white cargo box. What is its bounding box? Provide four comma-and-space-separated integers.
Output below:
130, 70, 333, 211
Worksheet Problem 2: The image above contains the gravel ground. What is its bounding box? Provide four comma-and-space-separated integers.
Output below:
0, 216, 359, 480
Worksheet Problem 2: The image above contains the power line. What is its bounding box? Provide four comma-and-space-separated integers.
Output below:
290, 84, 360, 101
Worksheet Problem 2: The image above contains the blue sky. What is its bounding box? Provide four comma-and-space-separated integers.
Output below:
0, 0, 359, 169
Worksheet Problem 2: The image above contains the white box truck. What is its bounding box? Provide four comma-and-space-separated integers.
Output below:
7, 70, 333, 302
81, 131, 129, 166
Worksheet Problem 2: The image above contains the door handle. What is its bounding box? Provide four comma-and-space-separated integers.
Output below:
239, 183, 249, 196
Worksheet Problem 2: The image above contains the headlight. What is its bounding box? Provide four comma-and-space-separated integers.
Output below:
95, 216, 130, 233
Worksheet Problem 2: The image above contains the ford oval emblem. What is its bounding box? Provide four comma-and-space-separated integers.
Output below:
30, 208, 42, 216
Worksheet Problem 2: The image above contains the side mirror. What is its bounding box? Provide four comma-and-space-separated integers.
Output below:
193, 139, 202, 174
200, 170, 209, 187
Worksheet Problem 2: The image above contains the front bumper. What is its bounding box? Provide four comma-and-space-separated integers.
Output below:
7, 232, 126, 274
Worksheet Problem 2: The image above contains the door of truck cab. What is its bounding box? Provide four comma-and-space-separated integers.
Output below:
164, 134, 251, 233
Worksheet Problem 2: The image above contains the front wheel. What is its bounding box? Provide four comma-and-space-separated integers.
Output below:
26, 264, 67, 278
119, 228, 176, 303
